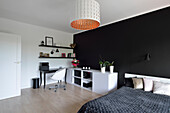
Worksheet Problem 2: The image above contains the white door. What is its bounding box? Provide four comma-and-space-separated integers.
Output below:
0, 32, 21, 100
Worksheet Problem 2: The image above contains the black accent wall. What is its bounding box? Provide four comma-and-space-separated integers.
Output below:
74, 7, 170, 87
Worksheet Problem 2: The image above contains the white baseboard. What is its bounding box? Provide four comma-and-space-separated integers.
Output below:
21, 80, 58, 89
0, 92, 21, 100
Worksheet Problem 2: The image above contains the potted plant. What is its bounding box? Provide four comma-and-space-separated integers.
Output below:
72, 59, 80, 68
99, 60, 109, 73
108, 61, 114, 73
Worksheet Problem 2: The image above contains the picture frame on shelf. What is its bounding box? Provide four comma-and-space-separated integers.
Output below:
62, 53, 66, 57
45, 36, 53, 46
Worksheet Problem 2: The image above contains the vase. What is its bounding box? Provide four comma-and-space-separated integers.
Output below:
100, 64, 102, 68
110, 66, 114, 73
101, 67, 106, 73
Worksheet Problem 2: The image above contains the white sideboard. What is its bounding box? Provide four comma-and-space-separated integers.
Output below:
66, 68, 118, 95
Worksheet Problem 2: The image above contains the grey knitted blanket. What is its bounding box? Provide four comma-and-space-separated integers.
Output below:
78, 87, 170, 113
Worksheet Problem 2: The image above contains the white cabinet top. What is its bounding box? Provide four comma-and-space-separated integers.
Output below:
68, 67, 117, 75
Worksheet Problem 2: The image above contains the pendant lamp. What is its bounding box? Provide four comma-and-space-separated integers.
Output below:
71, 0, 100, 30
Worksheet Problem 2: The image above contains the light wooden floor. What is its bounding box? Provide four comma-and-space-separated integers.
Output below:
0, 84, 101, 113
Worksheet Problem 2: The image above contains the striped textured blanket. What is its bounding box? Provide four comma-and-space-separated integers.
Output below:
78, 87, 170, 113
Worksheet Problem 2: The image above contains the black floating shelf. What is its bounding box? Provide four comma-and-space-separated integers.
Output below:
39, 45, 73, 49
39, 57, 75, 59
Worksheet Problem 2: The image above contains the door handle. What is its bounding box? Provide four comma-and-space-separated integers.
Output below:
14, 61, 20, 64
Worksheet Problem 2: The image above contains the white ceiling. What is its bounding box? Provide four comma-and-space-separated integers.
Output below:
0, 0, 169, 33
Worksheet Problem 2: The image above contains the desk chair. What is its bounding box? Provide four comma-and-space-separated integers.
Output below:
49, 68, 66, 92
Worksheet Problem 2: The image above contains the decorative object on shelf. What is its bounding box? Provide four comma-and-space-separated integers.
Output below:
72, 59, 80, 68
41, 41, 44, 45
44, 53, 50, 57
68, 53, 71, 57
39, 52, 44, 57
71, 0, 100, 30
50, 49, 55, 54
56, 49, 59, 52
45, 36, 53, 46
71, 53, 76, 57
68, 53, 76, 57
51, 49, 59, 54
82, 67, 91, 70
108, 61, 114, 73
62, 53, 66, 57
73, 53, 76, 57
99, 60, 109, 73
70, 43, 76, 48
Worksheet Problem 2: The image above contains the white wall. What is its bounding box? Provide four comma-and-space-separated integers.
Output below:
0, 17, 73, 89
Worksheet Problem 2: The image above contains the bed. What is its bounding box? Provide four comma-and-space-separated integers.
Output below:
78, 73, 170, 113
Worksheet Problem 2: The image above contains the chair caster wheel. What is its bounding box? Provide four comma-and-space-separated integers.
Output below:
49, 88, 51, 90
64, 88, 66, 90
54, 90, 57, 92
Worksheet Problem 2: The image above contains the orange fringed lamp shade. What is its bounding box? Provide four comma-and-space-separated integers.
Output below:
71, 0, 100, 30
71, 19, 100, 30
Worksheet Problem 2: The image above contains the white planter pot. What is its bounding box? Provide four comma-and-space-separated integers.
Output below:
110, 66, 114, 73
101, 67, 106, 73
100, 64, 102, 68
